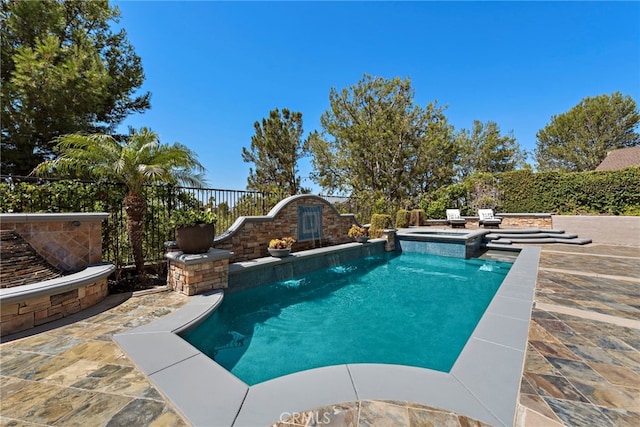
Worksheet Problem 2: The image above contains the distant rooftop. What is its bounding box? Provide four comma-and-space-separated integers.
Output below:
595, 146, 640, 171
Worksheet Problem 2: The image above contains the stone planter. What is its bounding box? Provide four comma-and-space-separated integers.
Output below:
268, 248, 291, 258
355, 237, 369, 243
175, 223, 214, 254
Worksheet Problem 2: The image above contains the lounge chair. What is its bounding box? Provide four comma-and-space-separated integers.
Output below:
478, 209, 502, 228
446, 209, 466, 228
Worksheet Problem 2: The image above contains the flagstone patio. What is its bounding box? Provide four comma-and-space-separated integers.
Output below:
1, 243, 638, 426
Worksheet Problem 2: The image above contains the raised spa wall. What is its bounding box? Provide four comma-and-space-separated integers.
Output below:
0, 213, 111, 337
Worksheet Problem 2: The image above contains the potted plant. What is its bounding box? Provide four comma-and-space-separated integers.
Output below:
268, 237, 295, 257
170, 207, 217, 254
348, 224, 369, 243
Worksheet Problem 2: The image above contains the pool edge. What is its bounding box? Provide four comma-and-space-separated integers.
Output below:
114, 246, 540, 427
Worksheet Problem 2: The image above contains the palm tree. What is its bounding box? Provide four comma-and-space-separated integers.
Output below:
33, 127, 206, 277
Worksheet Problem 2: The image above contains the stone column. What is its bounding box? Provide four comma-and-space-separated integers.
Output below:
165, 248, 233, 296
380, 229, 397, 252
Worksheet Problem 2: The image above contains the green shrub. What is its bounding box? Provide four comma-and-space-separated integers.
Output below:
395, 209, 410, 228
497, 167, 640, 215
169, 207, 217, 229
424, 199, 447, 219
369, 213, 392, 238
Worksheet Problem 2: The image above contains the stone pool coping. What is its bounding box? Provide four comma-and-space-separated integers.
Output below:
114, 245, 540, 427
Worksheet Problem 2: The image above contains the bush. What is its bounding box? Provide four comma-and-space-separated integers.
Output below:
497, 167, 640, 215
423, 199, 447, 219
169, 208, 217, 229
395, 209, 410, 228
369, 213, 392, 238
347, 224, 367, 238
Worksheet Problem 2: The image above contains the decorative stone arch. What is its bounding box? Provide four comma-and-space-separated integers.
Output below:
212, 195, 362, 262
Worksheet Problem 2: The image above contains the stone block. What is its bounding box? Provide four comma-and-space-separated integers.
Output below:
35, 312, 63, 326
50, 289, 78, 305
62, 300, 82, 314
34, 308, 50, 322
18, 297, 51, 314
1, 313, 34, 337
1, 303, 20, 316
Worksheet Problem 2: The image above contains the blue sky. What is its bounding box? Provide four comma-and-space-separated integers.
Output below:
114, 1, 640, 192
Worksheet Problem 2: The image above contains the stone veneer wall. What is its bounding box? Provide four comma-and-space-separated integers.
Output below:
0, 213, 106, 272
1, 279, 108, 336
497, 214, 552, 229
213, 195, 359, 263
0, 213, 111, 337
166, 249, 232, 296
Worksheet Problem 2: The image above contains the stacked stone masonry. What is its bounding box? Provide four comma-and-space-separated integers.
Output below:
213, 195, 358, 263
0, 279, 108, 336
0, 213, 111, 337
168, 257, 229, 296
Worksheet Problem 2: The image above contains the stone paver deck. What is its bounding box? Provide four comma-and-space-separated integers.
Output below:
1, 243, 638, 426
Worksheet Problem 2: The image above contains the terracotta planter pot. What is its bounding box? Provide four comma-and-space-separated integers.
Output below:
175, 223, 214, 254
268, 247, 291, 258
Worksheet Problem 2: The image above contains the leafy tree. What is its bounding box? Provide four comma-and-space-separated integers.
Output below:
411, 107, 458, 196
309, 74, 455, 209
535, 92, 640, 172
456, 120, 528, 179
33, 128, 205, 277
241, 108, 310, 195
1, 0, 150, 175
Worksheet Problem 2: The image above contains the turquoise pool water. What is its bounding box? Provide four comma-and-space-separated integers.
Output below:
182, 252, 512, 385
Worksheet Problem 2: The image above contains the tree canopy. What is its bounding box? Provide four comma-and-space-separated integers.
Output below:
309, 74, 456, 209
1, 0, 150, 175
241, 108, 310, 195
456, 120, 528, 180
534, 92, 640, 172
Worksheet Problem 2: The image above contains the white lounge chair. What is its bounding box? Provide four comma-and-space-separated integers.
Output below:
446, 209, 466, 228
478, 209, 502, 228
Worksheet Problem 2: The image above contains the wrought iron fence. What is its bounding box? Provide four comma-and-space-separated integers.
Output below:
0, 176, 285, 270
0, 176, 372, 271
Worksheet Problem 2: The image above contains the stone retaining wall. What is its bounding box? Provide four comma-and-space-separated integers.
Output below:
213, 195, 359, 263
497, 213, 552, 229
0, 213, 112, 337
1, 278, 108, 336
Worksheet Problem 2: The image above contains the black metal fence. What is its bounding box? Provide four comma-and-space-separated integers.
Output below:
0, 176, 371, 271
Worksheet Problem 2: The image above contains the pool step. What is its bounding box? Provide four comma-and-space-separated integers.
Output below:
485, 232, 578, 240
482, 228, 591, 246
486, 228, 567, 234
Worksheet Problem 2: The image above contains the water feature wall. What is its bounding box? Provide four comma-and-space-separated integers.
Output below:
212, 195, 361, 263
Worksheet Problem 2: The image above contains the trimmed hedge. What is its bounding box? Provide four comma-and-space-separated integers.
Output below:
369, 214, 392, 238
395, 209, 410, 228
497, 167, 640, 215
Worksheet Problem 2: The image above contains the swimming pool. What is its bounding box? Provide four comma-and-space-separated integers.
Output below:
181, 251, 512, 385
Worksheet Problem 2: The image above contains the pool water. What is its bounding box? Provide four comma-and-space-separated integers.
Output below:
181, 252, 512, 385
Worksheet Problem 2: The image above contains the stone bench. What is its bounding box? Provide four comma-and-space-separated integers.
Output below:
0, 263, 115, 337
